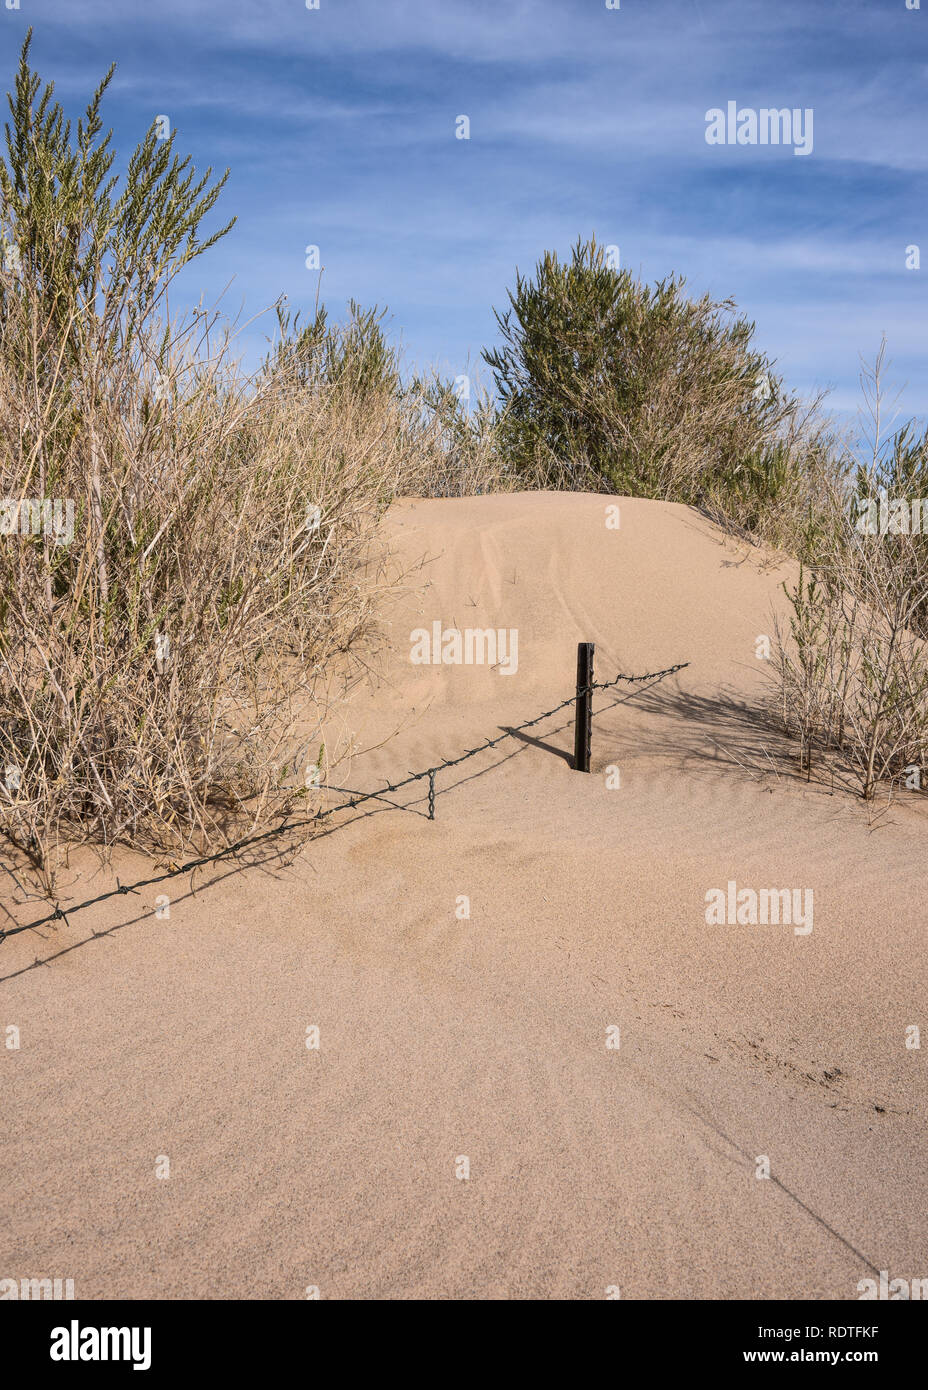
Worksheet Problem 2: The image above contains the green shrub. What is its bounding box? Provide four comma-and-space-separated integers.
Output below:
483, 235, 829, 536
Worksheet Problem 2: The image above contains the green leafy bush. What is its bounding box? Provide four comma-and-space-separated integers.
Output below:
483, 235, 830, 537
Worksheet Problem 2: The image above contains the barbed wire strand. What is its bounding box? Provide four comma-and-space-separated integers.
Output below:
0, 660, 688, 943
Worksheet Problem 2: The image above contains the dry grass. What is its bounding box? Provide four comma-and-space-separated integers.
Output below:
773, 354, 928, 800
0, 291, 506, 889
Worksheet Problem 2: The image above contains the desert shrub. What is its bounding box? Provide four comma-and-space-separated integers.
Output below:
267, 298, 400, 400
774, 353, 928, 799
405, 372, 510, 498
264, 303, 508, 498
776, 534, 928, 799
848, 352, 928, 635
0, 38, 506, 885
482, 235, 833, 542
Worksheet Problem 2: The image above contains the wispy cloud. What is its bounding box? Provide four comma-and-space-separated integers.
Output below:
2, 0, 925, 415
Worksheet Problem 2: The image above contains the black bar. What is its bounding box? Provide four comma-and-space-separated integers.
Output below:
573, 642, 594, 772
5, 1299, 921, 1371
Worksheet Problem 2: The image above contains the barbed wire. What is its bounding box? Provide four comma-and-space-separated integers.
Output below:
0, 659, 688, 944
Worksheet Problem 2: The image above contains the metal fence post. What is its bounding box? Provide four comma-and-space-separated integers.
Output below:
573, 642, 594, 772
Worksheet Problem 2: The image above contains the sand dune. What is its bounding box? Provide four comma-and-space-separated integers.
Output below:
2, 492, 926, 1299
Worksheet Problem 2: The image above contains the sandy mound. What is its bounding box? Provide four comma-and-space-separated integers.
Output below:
2, 493, 926, 1299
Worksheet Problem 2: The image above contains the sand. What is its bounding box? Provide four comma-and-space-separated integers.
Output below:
2, 492, 926, 1300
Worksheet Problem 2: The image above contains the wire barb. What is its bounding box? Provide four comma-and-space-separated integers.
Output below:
0, 659, 688, 944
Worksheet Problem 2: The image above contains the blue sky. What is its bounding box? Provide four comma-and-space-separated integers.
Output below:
2, 0, 926, 422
